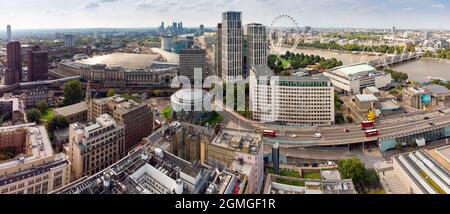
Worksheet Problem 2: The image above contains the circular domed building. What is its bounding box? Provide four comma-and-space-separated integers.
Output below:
170, 88, 213, 124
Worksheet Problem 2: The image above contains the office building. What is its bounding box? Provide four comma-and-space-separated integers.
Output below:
0, 124, 71, 194
88, 95, 153, 151
5, 41, 22, 85
250, 65, 335, 126
221, 11, 243, 82
0, 94, 25, 123
215, 23, 223, 77
205, 130, 264, 194
68, 114, 125, 180
246, 23, 267, 75
402, 86, 432, 110
323, 63, 392, 95
27, 46, 49, 81
6, 25, 11, 42
199, 24, 205, 35
170, 89, 213, 124
179, 48, 207, 84
304, 26, 312, 33
64, 35, 74, 47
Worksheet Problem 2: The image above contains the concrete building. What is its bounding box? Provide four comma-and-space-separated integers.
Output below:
88, 95, 153, 150
0, 124, 71, 194
355, 93, 378, 113
272, 143, 280, 175
64, 35, 74, 48
54, 144, 216, 194
205, 130, 264, 194
215, 23, 223, 78
68, 114, 125, 180
6, 25, 11, 42
423, 84, 450, 108
391, 148, 450, 194
221, 11, 243, 82
19, 90, 55, 108
323, 63, 392, 95
246, 23, 267, 75
250, 65, 335, 126
170, 89, 213, 125
179, 48, 207, 85
5, 41, 22, 85
161, 36, 174, 51
0, 94, 25, 123
53, 102, 88, 124
27, 46, 49, 81
402, 86, 432, 110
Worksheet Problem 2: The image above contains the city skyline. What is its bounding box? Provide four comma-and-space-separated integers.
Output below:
0, 0, 449, 30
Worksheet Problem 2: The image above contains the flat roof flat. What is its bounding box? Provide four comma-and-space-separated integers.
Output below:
332, 64, 376, 77
355, 93, 378, 102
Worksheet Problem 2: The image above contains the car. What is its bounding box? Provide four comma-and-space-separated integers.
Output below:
424, 116, 430, 120
289, 134, 297, 138
303, 163, 310, 167
296, 163, 303, 167
343, 128, 350, 133
327, 161, 336, 166
320, 163, 327, 167
313, 133, 322, 138
311, 163, 319, 167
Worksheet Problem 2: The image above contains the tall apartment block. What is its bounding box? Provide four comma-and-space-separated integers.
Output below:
215, 23, 223, 78
68, 114, 126, 180
221, 11, 243, 82
179, 48, 207, 85
0, 124, 71, 194
246, 23, 267, 74
88, 95, 153, 151
6, 25, 11, 42
27, 46, 49, 81
5, 41, 22, 85
64, 34, 74, 47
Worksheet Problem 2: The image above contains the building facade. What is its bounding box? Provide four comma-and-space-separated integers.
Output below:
250, 65, 335, 126
68, 114, 125, 180
0, 124, 71, 194
53, 102, 88, 124
221, 11, 243, 82
27, 46, 49, 81
179, 48, 207, 85
5, 41, 22, 85
215, 23, 223, 78
88, 95, 153, 151
19, 90, 55, 108
246, 23, 267, 75
64, 35, 74, 48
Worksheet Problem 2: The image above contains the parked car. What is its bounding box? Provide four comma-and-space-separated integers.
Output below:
313, 133, 322, 138
290, 134, 297, 138
311, 163, 319, 167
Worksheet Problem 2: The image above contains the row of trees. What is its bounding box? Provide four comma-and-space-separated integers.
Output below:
424, 49, 450, 59
383, 68, 408, 83
324, 32, 384, 41
268, 52, 343, 74
299, 41, 416, 54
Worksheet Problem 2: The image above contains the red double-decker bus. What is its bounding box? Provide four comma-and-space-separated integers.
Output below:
361, 121, 375, 130
263, 130, 276, 137
365, 129, 379, 137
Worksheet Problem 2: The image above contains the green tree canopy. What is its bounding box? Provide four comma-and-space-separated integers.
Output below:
107, 89, 116, 97
46, 115, 70, 140
35, 100, 49, 113
63, 80, 83, 106
26, 108, 42, 123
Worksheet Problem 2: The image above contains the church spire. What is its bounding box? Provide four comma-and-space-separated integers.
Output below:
85, 81, 92, 103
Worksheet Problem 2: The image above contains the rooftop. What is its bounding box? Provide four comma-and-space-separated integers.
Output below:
424, 84, 450, 95
331, 63, 377, 77
355, 93, 378, 102
211, 130, 262, 155
54, 102, 88, 117
366, 86, 380, 94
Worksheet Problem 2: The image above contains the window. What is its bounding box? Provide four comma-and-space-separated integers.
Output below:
53, 176, 63, 189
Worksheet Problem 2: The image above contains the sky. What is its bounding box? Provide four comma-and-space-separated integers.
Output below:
0, 0, 449, 30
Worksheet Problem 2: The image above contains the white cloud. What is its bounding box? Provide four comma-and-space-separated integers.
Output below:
431, 3, 446, 9
81, 1, 100, 9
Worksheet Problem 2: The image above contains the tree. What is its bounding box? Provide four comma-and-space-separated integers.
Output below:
63, 80, 83, 106
26, 108, 42, 123
46, 115, 69, 140
338, 157, 366, 188
161, 106, 173, 120
153, 89, 162, 97
35, 100, 49, 113
364, 169, 380, 186
107, 89, 116, 97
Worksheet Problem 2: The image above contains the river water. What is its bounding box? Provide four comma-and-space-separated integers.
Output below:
283, 47, 450, 83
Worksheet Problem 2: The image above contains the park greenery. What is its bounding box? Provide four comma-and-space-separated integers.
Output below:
63, 80, 83, 106
383, 68, 408, 83
206, 111, 223, 125
268, 51, 343, 74
338, 157, 380, 193
324, 32, 384, 41
298, 41, 416, 54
